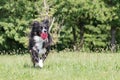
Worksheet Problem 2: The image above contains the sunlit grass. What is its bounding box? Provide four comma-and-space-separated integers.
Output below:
0, 52, 120, 80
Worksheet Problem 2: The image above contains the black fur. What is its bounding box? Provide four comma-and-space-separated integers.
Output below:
29, 20, 52, 67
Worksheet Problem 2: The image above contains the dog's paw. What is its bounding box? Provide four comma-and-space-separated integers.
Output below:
38, 59, 43, 68
35, 59, 43, 68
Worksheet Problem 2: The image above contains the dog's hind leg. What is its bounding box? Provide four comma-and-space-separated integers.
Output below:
31, 50, 39, 67
42, 51, 49, 62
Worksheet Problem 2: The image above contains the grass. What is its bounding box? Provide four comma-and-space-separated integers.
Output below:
0, 51, 120, 80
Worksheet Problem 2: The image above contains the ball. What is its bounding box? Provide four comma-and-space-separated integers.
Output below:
40, 33, 48, 40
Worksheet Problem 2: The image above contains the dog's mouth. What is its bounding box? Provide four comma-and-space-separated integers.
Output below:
40, 32, 48, 40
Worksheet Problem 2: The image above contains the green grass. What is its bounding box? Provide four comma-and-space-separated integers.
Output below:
0, 52, 120, 80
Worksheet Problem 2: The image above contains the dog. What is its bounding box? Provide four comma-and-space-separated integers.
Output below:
29, 19, 52, 68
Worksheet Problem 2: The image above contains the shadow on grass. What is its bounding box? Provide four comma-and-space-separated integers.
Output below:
23, 63, 43, 69
23, 63, 34, 68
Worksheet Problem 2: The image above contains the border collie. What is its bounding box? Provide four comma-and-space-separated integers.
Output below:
29, 20, 52, 68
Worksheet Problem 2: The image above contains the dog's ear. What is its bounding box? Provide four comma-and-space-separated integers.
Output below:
31, 21, 40, 27
42, 19, 49, 27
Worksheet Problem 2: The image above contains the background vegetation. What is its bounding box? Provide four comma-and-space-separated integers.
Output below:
0, 0, 120, 53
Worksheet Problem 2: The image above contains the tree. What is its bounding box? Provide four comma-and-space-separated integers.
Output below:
0, 0, 39, 50
103, 0, 120, 52
52, 0, 112, 51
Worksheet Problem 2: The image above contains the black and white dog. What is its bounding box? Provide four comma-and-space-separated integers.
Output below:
29, 20, 52, 68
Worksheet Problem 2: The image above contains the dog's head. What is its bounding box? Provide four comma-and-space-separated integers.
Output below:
39, 19, 49, 35
31, 20, 49, 40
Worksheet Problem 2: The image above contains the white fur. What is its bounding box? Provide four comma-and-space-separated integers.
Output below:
38, 59, 43, 68
35, 59, 43, 68
33, 36, 46, 55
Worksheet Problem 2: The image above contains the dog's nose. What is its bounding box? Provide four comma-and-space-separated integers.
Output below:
44, 30, 47, 33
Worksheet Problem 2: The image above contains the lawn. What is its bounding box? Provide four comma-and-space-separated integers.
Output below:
0, 51, 120, 80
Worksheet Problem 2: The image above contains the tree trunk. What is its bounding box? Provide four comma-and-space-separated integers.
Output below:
79, 23, 84, 48
110, 26, 116, 52
72, 26, 76, 43
72, 26, 77, 50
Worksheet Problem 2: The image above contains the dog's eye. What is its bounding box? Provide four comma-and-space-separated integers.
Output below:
41, 27, 43, 29
45, 27, 47, 29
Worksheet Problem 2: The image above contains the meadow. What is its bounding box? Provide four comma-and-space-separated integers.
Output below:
0, 51, 120, 80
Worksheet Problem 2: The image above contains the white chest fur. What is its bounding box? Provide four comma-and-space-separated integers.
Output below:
33, 36, 46, 55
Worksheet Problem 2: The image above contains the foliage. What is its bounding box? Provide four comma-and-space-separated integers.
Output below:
0, 0, 120, 52
52, 0, 113, 51
0, 0, 40, 50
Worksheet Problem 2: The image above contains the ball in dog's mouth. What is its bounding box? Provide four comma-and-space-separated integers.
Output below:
40, 33, 48, 40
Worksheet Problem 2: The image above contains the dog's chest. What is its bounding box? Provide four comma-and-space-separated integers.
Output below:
35, 42, 43, 50
35, 42, 46, 54
33, 36, 47, 54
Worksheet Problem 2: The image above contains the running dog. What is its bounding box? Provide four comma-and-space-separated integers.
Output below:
29, 20, 52, 68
